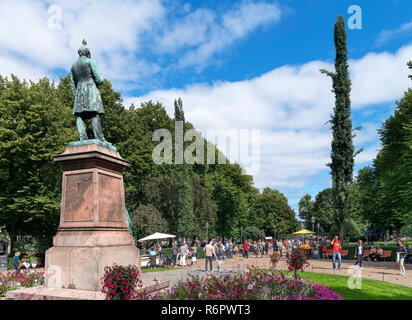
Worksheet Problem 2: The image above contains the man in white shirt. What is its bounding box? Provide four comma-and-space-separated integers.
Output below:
180, 241, 187, 266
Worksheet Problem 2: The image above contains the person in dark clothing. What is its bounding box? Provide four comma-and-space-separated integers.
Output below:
354, 240, 364, 268
397, 240, 407, 276
171, 241, 178, 266
13, 252, 21, 272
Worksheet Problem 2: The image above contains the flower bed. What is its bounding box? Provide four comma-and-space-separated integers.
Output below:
101, 264, 143, 300
135, 267, 343, 300
0, 270, 44, 297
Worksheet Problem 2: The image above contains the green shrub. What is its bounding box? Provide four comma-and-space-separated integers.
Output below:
162, 246, 205, 259
336, 244, 402, 261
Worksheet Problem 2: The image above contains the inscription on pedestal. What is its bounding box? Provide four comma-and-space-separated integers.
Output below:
64, 173, 94, 222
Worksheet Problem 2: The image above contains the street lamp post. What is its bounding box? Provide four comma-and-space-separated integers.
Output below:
205, 221, 209, 243
317, 222, 320, 257
311, 216, 315, 232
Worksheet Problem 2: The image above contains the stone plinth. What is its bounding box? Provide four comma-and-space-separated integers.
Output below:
5, 279, 170, 300
45, 143, 140, 291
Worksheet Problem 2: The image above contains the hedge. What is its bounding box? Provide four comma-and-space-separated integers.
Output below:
328, 244, 407, 262
161, 247, 205, 259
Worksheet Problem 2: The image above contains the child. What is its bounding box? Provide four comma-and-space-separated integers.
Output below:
217, 259, 223, 272
191, 246, 197, 268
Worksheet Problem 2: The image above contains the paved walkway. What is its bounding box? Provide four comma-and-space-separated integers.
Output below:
142, 253, 412, 288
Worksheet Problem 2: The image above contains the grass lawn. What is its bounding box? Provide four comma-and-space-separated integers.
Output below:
141, 267, 182, 273
288, 271, 412, 300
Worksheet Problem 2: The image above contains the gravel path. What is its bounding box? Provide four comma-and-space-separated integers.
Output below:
142, 252, 412, 288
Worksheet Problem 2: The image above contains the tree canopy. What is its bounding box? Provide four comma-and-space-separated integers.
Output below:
0, 74, 299, 252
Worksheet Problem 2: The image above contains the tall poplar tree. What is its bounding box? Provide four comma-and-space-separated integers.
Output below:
320, 15, 355, 240
174, 98, 195, 237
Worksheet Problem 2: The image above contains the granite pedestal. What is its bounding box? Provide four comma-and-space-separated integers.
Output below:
44, 143, 140, 292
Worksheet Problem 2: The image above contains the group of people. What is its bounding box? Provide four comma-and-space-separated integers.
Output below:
12, 252, 38, 272
353, 238, 408, 276
143, 235, 408, 277
171, 241, 198, 268
241, 239, 270, 259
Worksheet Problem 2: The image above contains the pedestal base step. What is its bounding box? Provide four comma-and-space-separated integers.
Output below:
5, 279, 169, 300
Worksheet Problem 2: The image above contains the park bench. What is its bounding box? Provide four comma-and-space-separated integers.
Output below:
140, 255, 150, 268
378, 250, 392, 262
340, 250, 349, 258
363, 250, 370, 261
325, 249, 348, 258
325, 249, 332, 258
140, 255, 160, 268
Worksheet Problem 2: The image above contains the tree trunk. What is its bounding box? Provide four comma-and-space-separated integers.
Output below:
9, 234, 17, 257
339, 221, 344, 242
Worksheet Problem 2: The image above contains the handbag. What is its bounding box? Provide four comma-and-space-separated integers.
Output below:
396, 252, 400, 263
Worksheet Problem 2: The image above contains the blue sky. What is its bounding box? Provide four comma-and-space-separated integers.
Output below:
2, 0, 412, 214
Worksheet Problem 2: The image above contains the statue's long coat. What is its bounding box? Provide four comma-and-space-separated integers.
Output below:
70, 56, 104, 115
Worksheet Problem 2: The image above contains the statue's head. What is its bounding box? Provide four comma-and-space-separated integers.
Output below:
78, 39, 91, 58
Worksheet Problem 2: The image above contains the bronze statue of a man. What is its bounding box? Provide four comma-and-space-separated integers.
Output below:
70, 40, 106, 142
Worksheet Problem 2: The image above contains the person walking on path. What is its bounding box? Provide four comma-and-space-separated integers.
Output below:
229, 240, 234, 259
172, 241, 178, 266
287, 240, 292, 258
191, 245, 197, 269
214, 241, 224, 261
13, 252, 21, 273
322, 237, 327, 259
354, 239, 364, 268
273, 239, 278, 255
180, 241, 188, 266
225, 240, 231, 260
243, 240, 249, 260
331, 235, 342, 270
204, 241, 217, 271
278, 239, 284, 257
397, 240, 407, 276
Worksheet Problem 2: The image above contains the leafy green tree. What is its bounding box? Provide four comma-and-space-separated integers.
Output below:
174, 98, 195, 237
191, 175, 217, 240
298, 194, 315, 229
253, 188, 299, 238
312, 188, 335, 235
320, 15, 355, 240
129, 204, 168, 239
0, 75, 76, 251
373, 62, 412, 234
356, 166, 384, 229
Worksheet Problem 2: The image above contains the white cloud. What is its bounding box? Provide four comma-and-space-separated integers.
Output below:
0, 0, 282, 89
355, 144, 379, 165
375, 20, 412, 46
0, 0, 166, 86
172, 1, 282, 69
350, 45, 412, 108
126, 44, 412, 190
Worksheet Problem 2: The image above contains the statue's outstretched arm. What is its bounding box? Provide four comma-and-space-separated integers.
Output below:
90, 59, 104, 86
